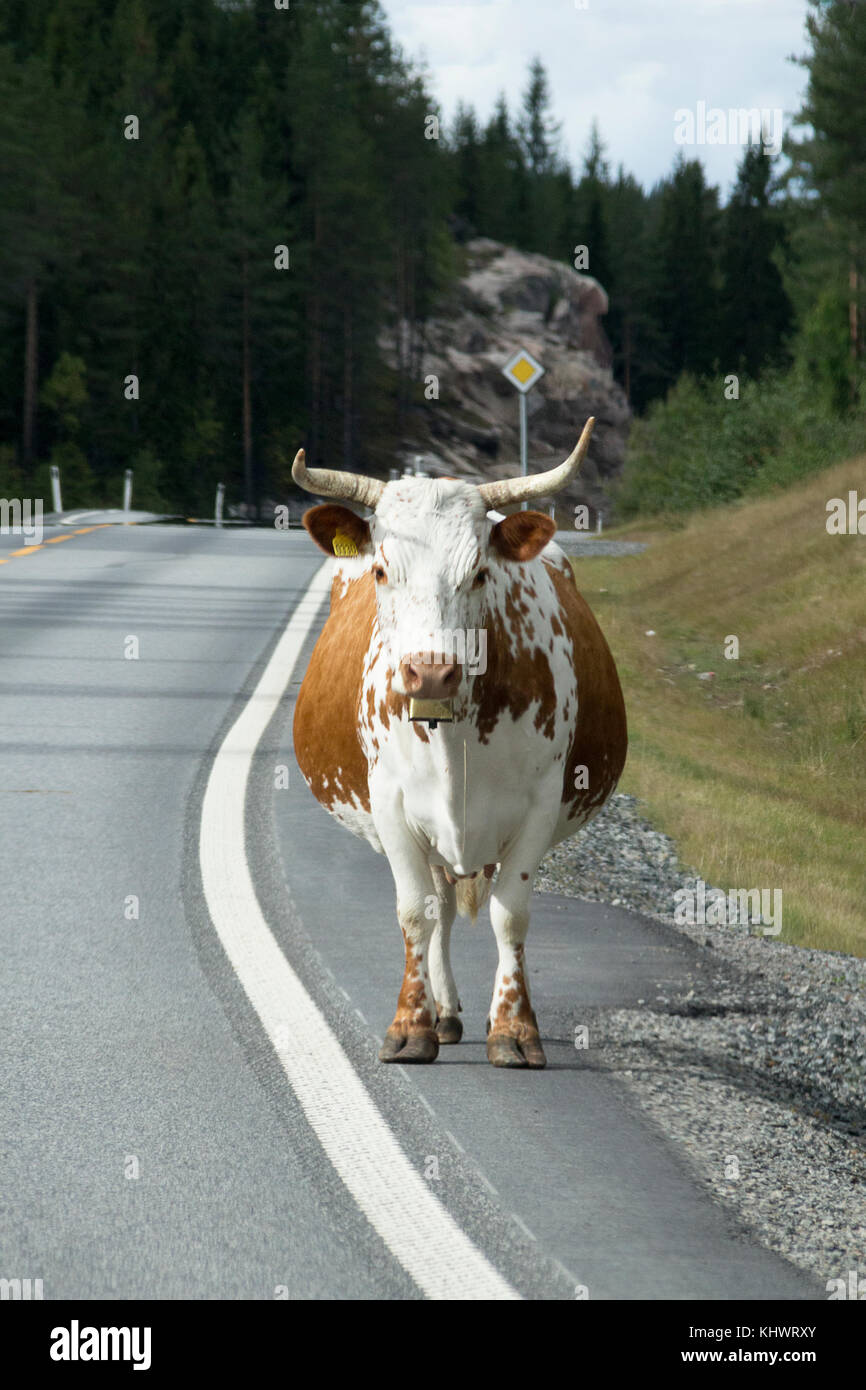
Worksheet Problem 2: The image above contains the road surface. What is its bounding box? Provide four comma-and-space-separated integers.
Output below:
0, 519, 819, 1300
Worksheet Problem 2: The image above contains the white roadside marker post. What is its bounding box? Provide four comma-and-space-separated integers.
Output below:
49, 465, 62, 514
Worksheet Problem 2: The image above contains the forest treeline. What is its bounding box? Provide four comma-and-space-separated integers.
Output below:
0, 0, 862, 515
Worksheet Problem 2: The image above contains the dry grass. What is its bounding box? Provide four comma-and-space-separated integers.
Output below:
571, 456, 866, 956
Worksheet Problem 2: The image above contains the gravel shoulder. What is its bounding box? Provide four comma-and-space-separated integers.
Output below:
537, 794, 866, 1291
552, 534, 647, 558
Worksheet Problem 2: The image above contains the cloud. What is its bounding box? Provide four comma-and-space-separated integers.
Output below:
382, 0, 811, 193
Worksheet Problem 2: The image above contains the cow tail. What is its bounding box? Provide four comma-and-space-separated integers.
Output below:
455, 872, 494, 924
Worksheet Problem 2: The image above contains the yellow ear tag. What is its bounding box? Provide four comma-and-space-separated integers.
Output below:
332, 530, 359, 558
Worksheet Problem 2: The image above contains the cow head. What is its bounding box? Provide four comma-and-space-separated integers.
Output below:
295, 419, 595, 701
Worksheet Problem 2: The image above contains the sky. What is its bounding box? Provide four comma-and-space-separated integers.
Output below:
378, 0, 813, 198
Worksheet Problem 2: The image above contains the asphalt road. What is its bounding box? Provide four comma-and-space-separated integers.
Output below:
0, 519, 821, 1300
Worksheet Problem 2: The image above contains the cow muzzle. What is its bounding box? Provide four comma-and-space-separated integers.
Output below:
399, 654, 462, 700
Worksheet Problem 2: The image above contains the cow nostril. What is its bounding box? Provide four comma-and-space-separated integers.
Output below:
442, 666, 458, 686
401, 661, 423, 692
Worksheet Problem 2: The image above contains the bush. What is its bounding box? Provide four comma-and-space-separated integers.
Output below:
614, 363, 866, 520
114, 447, 170, 513
613, 375, 746, 517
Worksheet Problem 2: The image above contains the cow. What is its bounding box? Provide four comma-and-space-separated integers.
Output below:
291, 418, 627, 1069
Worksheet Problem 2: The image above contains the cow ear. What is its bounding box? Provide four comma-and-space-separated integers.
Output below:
489, 510, 556, 562
302, 505, 373, 557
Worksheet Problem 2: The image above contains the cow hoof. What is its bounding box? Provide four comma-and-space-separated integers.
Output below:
378, 1028, 439, 1064
435, 1014, 463, 1045
487, 1032, 547, 1069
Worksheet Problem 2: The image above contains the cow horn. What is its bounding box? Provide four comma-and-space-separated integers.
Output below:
478, 417, 595, 508
292, 449, 385, 509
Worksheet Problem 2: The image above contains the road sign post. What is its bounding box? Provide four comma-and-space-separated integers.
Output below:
122, 469, 133, 514
501, 349, 544, 510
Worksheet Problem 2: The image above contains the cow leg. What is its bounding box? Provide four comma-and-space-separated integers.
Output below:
428, 867, 462, 1045
378, 921, 440, 1063
376, 830, 440, 1064
486, 816, 555, 1069
487, 894, 546, 1068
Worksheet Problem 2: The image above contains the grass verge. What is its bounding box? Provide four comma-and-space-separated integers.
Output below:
571, 455, 866, 956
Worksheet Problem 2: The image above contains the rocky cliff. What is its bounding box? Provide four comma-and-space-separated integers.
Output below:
382, 238, 631, 521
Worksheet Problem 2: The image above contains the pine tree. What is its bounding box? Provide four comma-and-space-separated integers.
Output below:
476, 95, 524, 244
787, 0, 866, 383
451, 102, 483, 235
79, 0, 173, 484
374, 73, 452, 447
154, 123, 225, 508
718, 141, 793, 378
605, 168, 664, 409
43, 0, 119, 107
0, 47, 77, 470
573, 122, 614, 294
290, 0, 397, 471
517, 56, 561, 178
224, 105, 295, 511
516, 57, 566, 255
652, 157, 721, 388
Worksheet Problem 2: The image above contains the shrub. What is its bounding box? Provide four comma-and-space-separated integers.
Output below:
614, 364, 866, 520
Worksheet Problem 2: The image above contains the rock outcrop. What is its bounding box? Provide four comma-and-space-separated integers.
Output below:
382, 238, 631, 521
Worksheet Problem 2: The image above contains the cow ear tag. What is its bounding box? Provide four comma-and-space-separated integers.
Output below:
332, 530, 359, 557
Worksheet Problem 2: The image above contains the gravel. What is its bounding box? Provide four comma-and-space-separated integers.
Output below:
537, 793, 866, 1289
553, 534, 647, 558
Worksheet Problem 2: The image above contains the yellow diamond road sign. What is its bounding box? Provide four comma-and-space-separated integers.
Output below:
502, 348, 544, 393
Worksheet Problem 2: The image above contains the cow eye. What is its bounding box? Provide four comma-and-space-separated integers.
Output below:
373, 565, 387, 584
473, 567, 489, 588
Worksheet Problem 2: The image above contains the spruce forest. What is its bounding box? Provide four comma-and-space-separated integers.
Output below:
0, 0, 863, 518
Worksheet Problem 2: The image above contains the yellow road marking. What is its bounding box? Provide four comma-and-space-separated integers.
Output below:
2, 521, 114, 571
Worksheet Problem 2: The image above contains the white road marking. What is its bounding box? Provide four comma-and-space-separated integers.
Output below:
199, 559, 520, 1301
59, 510, 124, 524
511, 1214, 537, 1242
478, 1171, 499, 1197
552, 1256, 582, 1288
